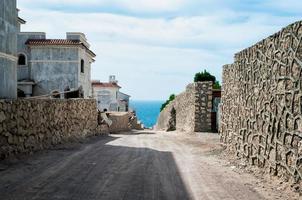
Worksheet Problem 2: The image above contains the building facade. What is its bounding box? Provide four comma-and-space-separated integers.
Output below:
92, 76, 130, 112
118, 92, 130, 112
0, 1, 18, 99
17, 18, 95, 98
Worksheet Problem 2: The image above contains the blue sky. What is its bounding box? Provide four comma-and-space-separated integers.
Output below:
18, 0, 302, 100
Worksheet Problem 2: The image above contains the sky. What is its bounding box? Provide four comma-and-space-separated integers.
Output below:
17, 0, 302, 100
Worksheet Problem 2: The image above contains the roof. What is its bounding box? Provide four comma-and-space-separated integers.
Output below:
18, 17, 26, 24
25, 39, 96, 57
92, 82, 121, 89
118, 91, 131, 97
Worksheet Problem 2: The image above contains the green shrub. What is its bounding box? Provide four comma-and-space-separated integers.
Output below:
194, 70, 221, 89
213, 81, 221, 89
194, 70, 216, 83
160, 94, 175, 112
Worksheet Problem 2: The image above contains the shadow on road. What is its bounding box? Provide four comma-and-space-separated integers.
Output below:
110, 130, 156, 135
0, 134, 192, 200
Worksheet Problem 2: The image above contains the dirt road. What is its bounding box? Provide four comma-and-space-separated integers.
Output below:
0, 131, 294, 200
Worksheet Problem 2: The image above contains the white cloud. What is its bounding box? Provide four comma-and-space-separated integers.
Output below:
17, 0, 302, 100
263, 0, 302, 13
118, 0, 185, 12
18, 0, 186, 12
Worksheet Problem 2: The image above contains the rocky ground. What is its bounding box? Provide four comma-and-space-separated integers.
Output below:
0, 130, 300, 200
218, 145, 302, 200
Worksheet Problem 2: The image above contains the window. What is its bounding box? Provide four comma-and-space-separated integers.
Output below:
18, 54, 26, 66
81, 59, 84, 73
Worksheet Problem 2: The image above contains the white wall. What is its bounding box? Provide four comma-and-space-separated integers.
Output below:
92, 86, 119, 111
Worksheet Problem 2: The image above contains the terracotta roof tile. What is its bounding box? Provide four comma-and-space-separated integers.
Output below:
26, 39, 96, 57
92, 82, 121, 88
26, 39, 81, 45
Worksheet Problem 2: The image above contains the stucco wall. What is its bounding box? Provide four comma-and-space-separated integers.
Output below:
0, 0, 17, 99
156, 82, 212, 132
93, 87, 119, 111
29, 47, 79, 96
78, 48, 92, 97
220, 21, 302, 182
28, 46, 93, 98
0, 0, 17, 55
0, 99, 104, 159
17, 32, 46, 81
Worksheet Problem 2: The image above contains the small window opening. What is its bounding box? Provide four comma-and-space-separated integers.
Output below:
81, 59, 84, 73
18, 54, 26, 65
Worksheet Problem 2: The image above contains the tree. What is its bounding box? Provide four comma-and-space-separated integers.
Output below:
160, 94, 176, 112
194, 70, 221, 89
194, 70, 216, 83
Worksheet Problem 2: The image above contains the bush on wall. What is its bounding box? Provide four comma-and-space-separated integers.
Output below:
160, 94, 175, 112
194, 70, 221, 89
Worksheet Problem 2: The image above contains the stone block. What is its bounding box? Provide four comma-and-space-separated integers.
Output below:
0, 111, 6, 123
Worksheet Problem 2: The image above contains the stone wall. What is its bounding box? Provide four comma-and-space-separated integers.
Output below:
0, 99, 104, 159
220, 21, 302, 182
108, 112, 131, 133
0, 0, 17, 99
156, 82, 212, 132
195, 83, 213, 132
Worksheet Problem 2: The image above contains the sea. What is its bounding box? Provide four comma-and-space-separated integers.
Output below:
130, 100, 164, 128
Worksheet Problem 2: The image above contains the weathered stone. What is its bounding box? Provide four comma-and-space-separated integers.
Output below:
0, 111, 6, 123
155, 82, 214, 132
0, 0, 18, 99
7, 134, 13, 145
220, 21, 302, 184
0, 99, 107, 159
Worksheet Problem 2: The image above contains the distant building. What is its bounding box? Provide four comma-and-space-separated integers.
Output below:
16, 14, 96, 98
92, 76, 130, 112
118, 92, 131, 112
0, 1, 18, 99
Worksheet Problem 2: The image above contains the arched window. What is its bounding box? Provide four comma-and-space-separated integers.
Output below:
17, 89, 26, 98
18, 54, 26, 66
80, 59, 84, 73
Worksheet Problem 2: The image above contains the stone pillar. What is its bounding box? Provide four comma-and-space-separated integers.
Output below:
0, 0, 18, 99
194, 82, 213, 132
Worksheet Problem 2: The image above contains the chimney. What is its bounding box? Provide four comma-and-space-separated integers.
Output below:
66, 32, 90, 48
109, 75, 118, 83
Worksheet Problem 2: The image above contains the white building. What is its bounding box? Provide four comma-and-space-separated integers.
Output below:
0, 2, 18, 99
92, 76, 130, 112
16, 12, 95, 98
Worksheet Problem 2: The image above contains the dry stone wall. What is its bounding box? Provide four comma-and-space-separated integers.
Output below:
156, 82, 212, 132
108, 112, 131, 133
220, 21, 302, 182
0, 99, 104, 159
